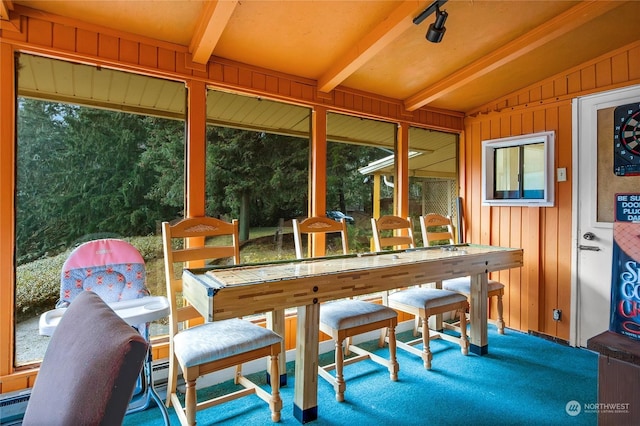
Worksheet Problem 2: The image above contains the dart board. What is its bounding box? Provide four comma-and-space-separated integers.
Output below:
614, 101, 640, 176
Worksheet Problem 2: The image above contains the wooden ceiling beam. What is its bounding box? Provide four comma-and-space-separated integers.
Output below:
403, 0, 625, 111
318, 0, 423, 93
190, 0, 238, 64
0, 0, 14, 20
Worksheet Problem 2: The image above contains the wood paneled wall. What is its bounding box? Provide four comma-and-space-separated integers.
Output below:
461, 41, 640, 341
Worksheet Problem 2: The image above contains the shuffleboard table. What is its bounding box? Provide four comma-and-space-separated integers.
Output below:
182, 244, 523, 423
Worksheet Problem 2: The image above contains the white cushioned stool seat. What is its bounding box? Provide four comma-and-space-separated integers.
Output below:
442, 276, 504, 294
292, 216, 399, 403
389, 287, 468, 309
387, 286, 469, 370
442, 276, 506, 334
174, 318, 283, 368
320, 300, 397, 330
372, 215, 470, 371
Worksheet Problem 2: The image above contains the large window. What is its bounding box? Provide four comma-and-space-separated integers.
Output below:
205, 90, 311, 261
15, 55, 186, 366
327, 113, 396, 252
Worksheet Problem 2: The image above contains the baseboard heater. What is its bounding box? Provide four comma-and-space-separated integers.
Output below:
528, 330, 570, 346
0, 389, 31, 425
0, 360, 170, 425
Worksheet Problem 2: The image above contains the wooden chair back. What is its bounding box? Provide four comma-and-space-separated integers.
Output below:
420, 214, 455, 246
292, 216, 348, 259
162, 216, 240, 334
371, 215, 415, 251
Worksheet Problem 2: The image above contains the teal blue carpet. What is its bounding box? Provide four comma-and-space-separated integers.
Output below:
124, 326, 598, 425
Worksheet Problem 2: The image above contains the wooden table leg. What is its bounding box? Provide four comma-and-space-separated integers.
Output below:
469, 272, 489, 355
266, 309, 287, 386
293, 303, 319, 423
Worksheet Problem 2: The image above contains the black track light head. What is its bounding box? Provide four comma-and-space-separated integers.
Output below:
426, 7, 448, 43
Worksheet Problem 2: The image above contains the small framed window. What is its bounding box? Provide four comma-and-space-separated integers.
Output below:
482, 131, 555, 207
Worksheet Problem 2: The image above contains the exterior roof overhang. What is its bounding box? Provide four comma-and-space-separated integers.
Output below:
5, 0, 639, 178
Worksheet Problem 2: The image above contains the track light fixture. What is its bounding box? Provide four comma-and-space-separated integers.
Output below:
426, 6, 447, 43
413, 0, 449, 44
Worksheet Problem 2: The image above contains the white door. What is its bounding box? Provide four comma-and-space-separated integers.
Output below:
572, 85, 640, 347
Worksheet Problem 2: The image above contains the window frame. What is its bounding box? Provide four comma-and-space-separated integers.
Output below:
481, 131, 555, 207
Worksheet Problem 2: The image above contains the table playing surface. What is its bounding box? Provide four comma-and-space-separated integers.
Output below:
199, 244, 516, 288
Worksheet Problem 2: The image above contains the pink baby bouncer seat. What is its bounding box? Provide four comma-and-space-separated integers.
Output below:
57, 238, 148, 308
40, 239, 169, 424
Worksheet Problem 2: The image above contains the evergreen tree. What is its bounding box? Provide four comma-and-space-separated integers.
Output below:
205, 127, 309, 226
16, 98, 385, 262
16, 99, 73, 262
327, 142, 380, 214
16, 100, 184, 262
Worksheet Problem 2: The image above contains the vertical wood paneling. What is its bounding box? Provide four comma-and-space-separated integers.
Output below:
119, 38, 139, 64
567, 70, 582, 94
556, 103, 573, 338
611, 52, 629, 84
139, 44, 157, 68
480, 121, 492, 245
542, 107, 559, 335
76, 28, 98, 56
541, 81, 554, 100
530, 86, 542, 103
509, 207, 523, 330
99, 34, 119, 61
518, 92, 530, 106
252, 71, 266, 91
362, 97, 371, 114
494, 207, 510, 319
265, 75, 278, 93
629, 46, 640, 80
554, 76, 567, 98
581, 65, 597, 91
27, 18, 51, 46
238, 67, 252, 87
526, 207, 541, 332
158, 48, 176, 73
175, 51, 191, 76
464, 42, 640, 340
596, 58, 612, 88
52, 23, 75, 52
222, 64, 238, 85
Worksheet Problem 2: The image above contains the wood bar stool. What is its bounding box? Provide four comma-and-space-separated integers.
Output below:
162, 216, 282, 425
371, 215, 469, 369
420, 213, 505, 334
293, 216, 399, 402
